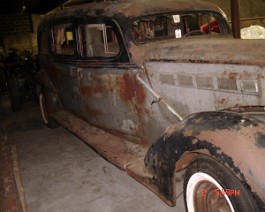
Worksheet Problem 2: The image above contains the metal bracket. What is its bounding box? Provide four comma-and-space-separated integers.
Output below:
136, 73, 183, 121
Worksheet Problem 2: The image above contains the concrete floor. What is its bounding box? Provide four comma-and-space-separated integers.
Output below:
0, 95, 186, 212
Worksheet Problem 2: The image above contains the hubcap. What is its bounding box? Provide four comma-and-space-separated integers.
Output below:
186, 172, 235, 212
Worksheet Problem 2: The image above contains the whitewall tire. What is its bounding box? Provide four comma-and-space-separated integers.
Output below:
183, 155, 259, 212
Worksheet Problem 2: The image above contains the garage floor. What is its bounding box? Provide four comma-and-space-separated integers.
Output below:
0, 95, 185, 212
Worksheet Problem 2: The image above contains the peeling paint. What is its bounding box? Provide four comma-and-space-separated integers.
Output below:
37, 0, 265, 210
145, 111, 265, 209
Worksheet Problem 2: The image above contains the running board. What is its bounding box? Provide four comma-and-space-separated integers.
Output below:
51, 110, 147, 170
51, 110, 175, 207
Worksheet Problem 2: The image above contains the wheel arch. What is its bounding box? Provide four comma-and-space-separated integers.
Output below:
144, 111, 265, 209
35, 69, 62, 114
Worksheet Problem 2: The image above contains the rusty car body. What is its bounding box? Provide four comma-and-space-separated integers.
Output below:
36, 0, 265, 211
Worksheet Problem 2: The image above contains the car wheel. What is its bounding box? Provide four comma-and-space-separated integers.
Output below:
7, 76, 21, 112
183, 155, 259, 212
39, 91, 59, 128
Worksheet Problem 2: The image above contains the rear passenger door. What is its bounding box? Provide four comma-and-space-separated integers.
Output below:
78, 21, 146, 140
50, 23, 86, 117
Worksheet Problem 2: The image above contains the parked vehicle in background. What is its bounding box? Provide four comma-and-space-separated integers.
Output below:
0, 49, 37, 112
36, 0, 265, 211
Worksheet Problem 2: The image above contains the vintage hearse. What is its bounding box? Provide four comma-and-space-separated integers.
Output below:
36, 0, 265, 211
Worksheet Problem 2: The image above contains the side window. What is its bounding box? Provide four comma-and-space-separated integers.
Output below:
132, 13, 225, 43
79, 24, 119, 57
51, 24, 76, 55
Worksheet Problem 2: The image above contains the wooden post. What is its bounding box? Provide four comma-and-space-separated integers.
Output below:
231, 0, 241, 38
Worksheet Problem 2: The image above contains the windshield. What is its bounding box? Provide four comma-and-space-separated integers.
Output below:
132, 12, 229, 43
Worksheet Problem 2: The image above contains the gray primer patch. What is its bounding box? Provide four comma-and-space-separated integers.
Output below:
255, 132, 265, 148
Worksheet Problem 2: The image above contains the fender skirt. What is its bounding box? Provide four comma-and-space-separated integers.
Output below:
144, 111, 265, 209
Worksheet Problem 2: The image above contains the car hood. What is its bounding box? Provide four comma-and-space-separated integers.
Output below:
141, 37, 265, 66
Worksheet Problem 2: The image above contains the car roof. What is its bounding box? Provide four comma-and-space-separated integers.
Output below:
41, 0, 224, 25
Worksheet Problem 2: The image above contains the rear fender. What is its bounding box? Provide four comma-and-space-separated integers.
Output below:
35, 69, 61, 113
144, 111, 265, 209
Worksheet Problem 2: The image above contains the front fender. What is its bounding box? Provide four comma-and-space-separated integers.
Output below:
144, 111, 265, 209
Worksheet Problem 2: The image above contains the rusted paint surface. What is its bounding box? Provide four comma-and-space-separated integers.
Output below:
81, 73, 115, 97
52, 110, 147, 169
77, 68, 149, 140
119, 73, 146, 105
84, 105, 101, 117
142, 39, 265, 67
126, 158, 175, 206
118, 73, 148, 123
36, 0, 265, 209
144, 60, 265, 118
119, 74, 135, 102
145, 111, 265, 210
224, 105, 265, 113
44, 0, 223, 23
195, 129, 265, 200
108, 0, 221, 18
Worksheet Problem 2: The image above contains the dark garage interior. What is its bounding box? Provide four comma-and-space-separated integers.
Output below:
1, 0, 265, 211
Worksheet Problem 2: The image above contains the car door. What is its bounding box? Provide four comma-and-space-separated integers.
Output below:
77, 21, 147, 140
49, 23, 87, 117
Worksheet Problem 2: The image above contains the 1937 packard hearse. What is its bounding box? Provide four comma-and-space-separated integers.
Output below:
36, 0, 265, 211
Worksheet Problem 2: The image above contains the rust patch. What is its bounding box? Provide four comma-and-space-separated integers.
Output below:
221, 70, 260, 81
192, 138, 198, 145
118, 73, 146, 105
81, 76, 105, 96
218, 98, 227, 105
119, 73, 135, 102
81, 84, 104, 96
163, 124, 179, 141
228, 72, 238, 79
134, 76, 146, 104
240, 71, 256, 79
135, 104, 149, 117
81, 74, 115, 97
85, 105, 101, 116
183, 129, 193, 137
52, 110, 148, 170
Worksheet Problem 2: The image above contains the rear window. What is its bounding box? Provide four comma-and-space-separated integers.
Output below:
78, 24, 120, 57
51, 24, 76, 55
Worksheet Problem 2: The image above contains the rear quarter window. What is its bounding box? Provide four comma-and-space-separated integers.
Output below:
51, 24, 76, 55
78, 24, 120, 58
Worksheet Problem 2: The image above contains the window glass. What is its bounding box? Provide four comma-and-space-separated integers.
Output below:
79, 24, 119, 57
52, 24, 76, 55
132, 12, 228, 43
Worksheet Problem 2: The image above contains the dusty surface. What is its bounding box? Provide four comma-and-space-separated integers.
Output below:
0, 138, 23, 212
0, 95, 185, 212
